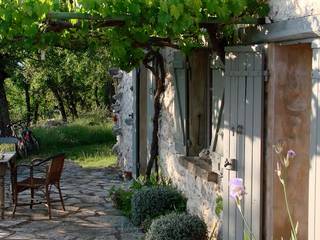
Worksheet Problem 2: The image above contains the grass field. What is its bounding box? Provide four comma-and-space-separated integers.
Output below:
1, 115, 117, 168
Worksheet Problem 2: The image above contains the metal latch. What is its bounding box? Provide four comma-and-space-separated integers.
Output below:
224, 158, 236, 171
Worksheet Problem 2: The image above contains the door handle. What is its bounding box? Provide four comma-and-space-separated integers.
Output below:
224, 158, 236, 171
237, 125, 244, 134
231, 126, 235, 136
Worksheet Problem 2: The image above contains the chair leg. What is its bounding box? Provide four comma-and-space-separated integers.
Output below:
12, 191, 18, 217
45, 185, 51, 219
57, 183, 65, 211
30, 188, 34, 209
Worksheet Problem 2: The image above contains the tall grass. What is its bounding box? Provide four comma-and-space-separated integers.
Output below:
32, 115, 116, 168
1, 109, 117, 168
34, 120, 114, 150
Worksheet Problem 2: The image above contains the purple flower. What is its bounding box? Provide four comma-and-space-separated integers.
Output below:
287, 150, 296, 158
229, 178, 245, 201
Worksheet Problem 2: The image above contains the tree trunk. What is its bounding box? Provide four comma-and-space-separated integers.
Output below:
104, 79, 115, 110
144, 50, 166, 180
50, 87, 68, 122
94, 85, 100, 108
70, 94, 78, 119
0, 77, 11, 136
66, 94, 78, 120
33, 98, 40, 125
23, 82, 31, 125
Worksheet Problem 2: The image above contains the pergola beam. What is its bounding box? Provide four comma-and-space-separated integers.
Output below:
47, 11, 265, 27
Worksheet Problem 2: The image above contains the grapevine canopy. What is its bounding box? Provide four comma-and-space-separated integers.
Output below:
0, 0, 269, 70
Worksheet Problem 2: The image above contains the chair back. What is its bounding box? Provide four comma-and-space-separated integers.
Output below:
46, 153, 65, 185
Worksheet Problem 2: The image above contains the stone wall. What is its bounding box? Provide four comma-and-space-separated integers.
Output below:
158, 49, 220, 237
113, 71, 134, 173
269, 0, 320, 21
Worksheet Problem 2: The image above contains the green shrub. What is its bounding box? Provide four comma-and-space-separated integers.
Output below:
130, 174, 171, 191
145, 213, 208, 240
131, 186, 187, 226
109, 186, 133, 217
108, 174, 172, 219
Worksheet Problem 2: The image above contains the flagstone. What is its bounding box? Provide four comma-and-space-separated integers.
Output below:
0, 161, 144, 240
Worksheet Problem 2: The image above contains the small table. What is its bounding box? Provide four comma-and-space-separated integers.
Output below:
0, 152, 16, 219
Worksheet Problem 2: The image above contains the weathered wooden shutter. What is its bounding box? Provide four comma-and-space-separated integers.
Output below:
131, 69, 138, 177
210, 55, 225, 172
223, 46, 264, 240
147, 66, 155, 160
173, 52, 187, 155
309, 39, 320, 240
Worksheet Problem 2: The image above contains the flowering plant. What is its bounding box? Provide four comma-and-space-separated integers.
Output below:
274, 143, 298, 240
229, 144, 298, 240
229, 178, 256, 240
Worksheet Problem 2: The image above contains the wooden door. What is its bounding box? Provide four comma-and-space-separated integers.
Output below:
223, 46, 264, 240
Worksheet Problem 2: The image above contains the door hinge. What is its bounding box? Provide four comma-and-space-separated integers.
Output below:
264, 70, 269, 83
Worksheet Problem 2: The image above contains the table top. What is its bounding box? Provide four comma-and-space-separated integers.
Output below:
0, 152, 16, 163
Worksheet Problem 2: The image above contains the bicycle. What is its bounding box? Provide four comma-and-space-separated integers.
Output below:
7, 120, 40, 158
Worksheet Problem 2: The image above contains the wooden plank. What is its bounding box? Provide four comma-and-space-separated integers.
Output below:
225, 70, 263, 77
252, 50, 263, 239
240, 15, 320, 44
229, 49, 239, 240
223, 52, 232, 239
211, 67, 225, 156
173, 64, 187, 154
226, 45, 264, 53
138, 65, 148, 175
316, 92, 320, 240
146, 68, 155, 160
244, 51, 254, 231
309, 44, 320, 240
131, 69, 138, 177
314, 45, 320, 240
312, 70, 320, 80
235, 51, 246, 240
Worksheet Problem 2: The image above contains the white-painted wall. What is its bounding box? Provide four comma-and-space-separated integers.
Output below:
269, 0, 320, 21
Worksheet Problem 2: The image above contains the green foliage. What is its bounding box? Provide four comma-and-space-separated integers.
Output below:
145, 212, 208, 240
109, 173, 172, 219
130, 173, 172, 191
109, 186, 133, 217
6, 47, 113, 122
215, 195, 223, 217
131, 186, 187, 226
34, 119, 114, 149
0, 0, 269, 71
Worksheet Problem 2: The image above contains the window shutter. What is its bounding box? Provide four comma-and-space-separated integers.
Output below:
147, 66, 155, 159
210, 55, 225, 173
173, 52, 187, 155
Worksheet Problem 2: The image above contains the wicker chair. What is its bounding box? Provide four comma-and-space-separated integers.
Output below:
10, 153, 66, 219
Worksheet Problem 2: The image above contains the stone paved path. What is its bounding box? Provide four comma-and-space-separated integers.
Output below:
0, 160, 144, 240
